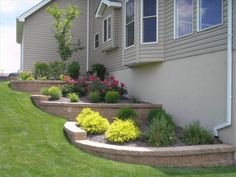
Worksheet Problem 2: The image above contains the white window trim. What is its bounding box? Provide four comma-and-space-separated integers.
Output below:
103, 15, 112, 43
174, 0, 194, 39
124, 0, 135, 49
141, 0, 159, 44
197, 0, 224, 32
94, 32, 99, 49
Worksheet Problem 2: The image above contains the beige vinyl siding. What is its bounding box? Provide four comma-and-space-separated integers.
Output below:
89, 0, 124, 72
234, 0, 236, 50
23, 0, 87, 74
164, 0, 227, 61
100, 8, 118, 52
123, 0, 138, 65
138, 0, 165, 63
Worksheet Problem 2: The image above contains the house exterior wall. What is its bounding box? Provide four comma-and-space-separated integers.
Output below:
219, 51, 236, 148
138, 0, 165, 63
89, 0, 124, 72
22, 0, 87, 73
111, 50, 235, 141
164, 0, 227, 61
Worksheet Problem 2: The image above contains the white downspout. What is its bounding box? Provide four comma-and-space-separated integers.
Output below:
214, 0, 233, 137
86, 0, 90, 72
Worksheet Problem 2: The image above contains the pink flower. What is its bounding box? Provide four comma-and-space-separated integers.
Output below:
109, 76, 114, 80
103, 79, 108, 84
120, 83, 125, 87
89, 75, 94, 81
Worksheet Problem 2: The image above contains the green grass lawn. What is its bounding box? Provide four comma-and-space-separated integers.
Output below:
0, 81, 235, 177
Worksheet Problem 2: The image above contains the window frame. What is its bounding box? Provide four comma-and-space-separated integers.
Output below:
94, 32, 99, 49
103, 15, 112, 43
125, 0, 135, 49
197, 0, 224, 32
141, 0, 158, 44
174, 0, 194, 39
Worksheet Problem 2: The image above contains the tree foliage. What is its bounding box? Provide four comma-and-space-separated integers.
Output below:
47, 4, 83, 61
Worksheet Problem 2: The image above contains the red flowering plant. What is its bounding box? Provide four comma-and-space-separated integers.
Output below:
87, 75, 108, 98
87, 75, 128, 99
61, 75, 87, 96
105, 76, 128, 96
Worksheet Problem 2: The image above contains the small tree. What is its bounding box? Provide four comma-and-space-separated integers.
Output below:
47, 3, 83, 62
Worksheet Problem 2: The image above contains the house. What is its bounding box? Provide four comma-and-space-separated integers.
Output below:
17, 0, 235, 158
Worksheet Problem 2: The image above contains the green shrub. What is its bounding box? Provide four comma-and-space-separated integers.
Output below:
182, 121, 214, 145
59, 74, 64, 80
38, 76, 48, 80
105, 119, 141, 143
19, 71, 34, 80
48, 61, 65, 80
68, 93, 79, 102
147, 109, 175, 127
105, 91, 120, 103
144, 118, 177, 147
41, 87, 50, 96
48, 86, 62, 100
88, 91, 101, 103
34, 62, 49, 79
67, 62, 80, 79
76, 108, 110, 134
61, 84, 78, 97
26, 76, 35, 80
117, 107, 137, 120
92, 64, 107, 80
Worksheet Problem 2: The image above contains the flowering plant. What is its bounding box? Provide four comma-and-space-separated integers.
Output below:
87, 75, 128, 97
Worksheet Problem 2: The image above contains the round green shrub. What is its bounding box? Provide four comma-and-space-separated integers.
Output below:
34, 62, 49, 79
68, 93, 79, 102
147, 109, 174, 127
67, 62, 80, 79
61, 84, 78, 97
105, 119, 141, 143
88, 91, 101, 103
76, 108, 110, 134
116, 107, 137, 120
19, 71, 34, 80
105, 91, 120, 103
182, 121, 214, 145
144, 118, 177, 147
92, 63, 107, 80
48, 86, 62, 100
41, 87, 50, 96
26, 76, 35, 80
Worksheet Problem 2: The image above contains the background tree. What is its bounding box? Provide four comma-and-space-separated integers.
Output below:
47, 4, 83, 62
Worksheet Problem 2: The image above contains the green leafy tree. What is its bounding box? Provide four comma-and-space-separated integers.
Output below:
47, 4, 83, 62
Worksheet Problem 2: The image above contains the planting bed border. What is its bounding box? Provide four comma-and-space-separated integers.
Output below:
64, 122, 236, 167
31, 94, 162, 124
10, 80, 65, 94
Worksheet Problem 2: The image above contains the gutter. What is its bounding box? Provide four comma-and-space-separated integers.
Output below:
214, 0, 233, 137
86, 0, 90, 72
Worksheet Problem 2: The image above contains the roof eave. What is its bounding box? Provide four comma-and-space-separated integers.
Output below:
95, 0, 122, 18
16, 0, 52, 44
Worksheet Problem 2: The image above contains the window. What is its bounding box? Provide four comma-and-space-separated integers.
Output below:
142, 0, 158, 43
175, 0, 193, 38
198, 0, 223, 31
94, 33, 99, 49
103, 16, 111, 42
125, 0, 134, 48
